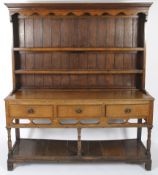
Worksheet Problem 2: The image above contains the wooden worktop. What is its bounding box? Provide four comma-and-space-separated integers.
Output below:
5, 89, 153, 101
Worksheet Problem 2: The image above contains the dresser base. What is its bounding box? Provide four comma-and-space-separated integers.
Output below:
8, 138, 151, 171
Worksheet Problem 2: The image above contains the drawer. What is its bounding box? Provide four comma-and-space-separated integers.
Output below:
57, 105, 103, 118
9, 105, 53, 118
106, 104, 149, 117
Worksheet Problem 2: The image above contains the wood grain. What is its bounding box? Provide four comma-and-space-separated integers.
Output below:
5, 2, 153, 171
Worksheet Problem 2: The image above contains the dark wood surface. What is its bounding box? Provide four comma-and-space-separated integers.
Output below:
10, 6, 146, 90
11, 139, 147, 162
5, 2, 153, 171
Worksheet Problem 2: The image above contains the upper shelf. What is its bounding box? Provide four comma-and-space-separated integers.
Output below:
14, 69, 143, 75
13, 48, 144, 52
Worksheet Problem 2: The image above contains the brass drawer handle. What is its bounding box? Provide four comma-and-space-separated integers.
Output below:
27, 108, 34, 114
75, 108, 82, 114
124, 108, 131, 114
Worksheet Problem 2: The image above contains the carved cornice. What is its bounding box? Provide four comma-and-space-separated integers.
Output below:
9, 9, 150, 17
5, 3, 152, 19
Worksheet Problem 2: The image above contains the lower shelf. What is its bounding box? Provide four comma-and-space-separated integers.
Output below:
9, 139, 148, 164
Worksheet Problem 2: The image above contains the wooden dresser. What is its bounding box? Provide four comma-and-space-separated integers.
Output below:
5, 3, 154, 171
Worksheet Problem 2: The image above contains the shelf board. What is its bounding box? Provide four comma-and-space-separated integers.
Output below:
10, 139, 147, 163
15, 69, 143, 75
13, 47, 144, 52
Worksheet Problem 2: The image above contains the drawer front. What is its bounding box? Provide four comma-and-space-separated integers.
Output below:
106, 104, 149, 117
9, 105, 53, 118
58, 105, 103, 118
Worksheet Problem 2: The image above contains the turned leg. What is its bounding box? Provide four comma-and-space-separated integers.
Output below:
77, 128, 82, 156
137, 119, 142, 141
15, 119, 20, 140
7, 128, 12, 153
7, 128, 14, 171
7, 160, 14, 171
145, 127, 152, 170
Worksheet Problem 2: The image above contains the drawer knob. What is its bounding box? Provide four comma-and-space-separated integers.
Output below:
75, 108, 82, 114
124, 108, 131, 114
27, 108, 34, 114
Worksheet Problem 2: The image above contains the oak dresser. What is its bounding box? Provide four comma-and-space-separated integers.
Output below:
5, 3, 154, 171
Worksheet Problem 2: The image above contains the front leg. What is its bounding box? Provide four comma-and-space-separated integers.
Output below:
7, 128, 14, 171
145, 126, 152, 170
7, 160, 14, 171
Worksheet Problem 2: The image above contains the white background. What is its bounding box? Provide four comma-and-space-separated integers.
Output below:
0, 0, 158, 174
